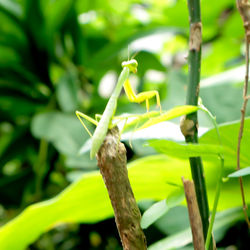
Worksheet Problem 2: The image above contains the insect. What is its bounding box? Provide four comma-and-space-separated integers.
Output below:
76, 58, 162, 158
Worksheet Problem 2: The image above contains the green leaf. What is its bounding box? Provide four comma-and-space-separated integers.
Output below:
148, 206, 245, 250
200, 64, 245, 88
0, 148, 250, 249
228, 167, 250, 178
0, 95, 43, 118
200, 80, 245, 124
212, 207, 245, 242
65, 154, 97, 170
0, 45, 21, 65
154, 206, 189, 235
200, 118, 250, 168
141, 188, 184, 229
45, 0, 75, 33
167, 188, 185, 209
136, 51, 166, 75
149, 228, 192, 250
23, 0, 46, 48
0, 155, 181, 249
138, 105, 199, 130
89, 26, 184, 68
0, 126, 31, 170
56, 72, 79, 112
148, 140, 224, 158
0, 0, 23, 20
141, 199, 168, 229
201, 37, 241, 76
31, 111, 88, 155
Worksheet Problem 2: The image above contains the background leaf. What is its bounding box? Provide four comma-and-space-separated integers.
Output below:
148, 140, 225, 158
141, 187, 184, 229
31, 111, 88, 155
228, 167, 250, 178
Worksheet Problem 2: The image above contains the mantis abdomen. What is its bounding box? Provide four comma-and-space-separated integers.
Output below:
90, 67, 130, 158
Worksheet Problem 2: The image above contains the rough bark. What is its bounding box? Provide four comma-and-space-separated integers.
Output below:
97, 127, 147, 250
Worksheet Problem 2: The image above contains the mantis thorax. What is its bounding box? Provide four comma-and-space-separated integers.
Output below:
121, 59, 138, 73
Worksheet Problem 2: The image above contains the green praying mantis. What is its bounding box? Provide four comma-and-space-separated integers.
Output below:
76, 58, 162, 159
76, 58, 199, 159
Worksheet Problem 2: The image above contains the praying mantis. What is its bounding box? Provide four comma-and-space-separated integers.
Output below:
76, 58, 162, 159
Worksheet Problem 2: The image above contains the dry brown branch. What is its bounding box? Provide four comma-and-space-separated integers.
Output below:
182, 177, 205, 250
97, 127, 147, 250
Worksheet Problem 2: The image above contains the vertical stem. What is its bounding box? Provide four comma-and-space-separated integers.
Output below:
237, 38, 250, 227
182, 0, 211, 245
236, 0, 250, 228
199, 104, 225, 249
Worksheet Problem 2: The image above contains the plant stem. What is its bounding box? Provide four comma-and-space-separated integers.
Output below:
183, 0, 211, 244
200, 104, 224, 250
236, 0, 250, 228
237, 37, 250, 227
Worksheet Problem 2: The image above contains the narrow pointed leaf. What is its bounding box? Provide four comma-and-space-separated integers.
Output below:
228, 167, 250, 178
141, 199, 168, 229
141, 188, 184, 229
148, 139, 224, 158
138, 105, 199, 130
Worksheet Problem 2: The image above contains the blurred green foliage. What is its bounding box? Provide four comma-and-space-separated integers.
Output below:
0, 0, 249, 249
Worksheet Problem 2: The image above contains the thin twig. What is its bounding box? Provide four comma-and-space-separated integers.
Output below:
236, 0, 250, 228
237, 38, 250, 228
198, 103, 224, 250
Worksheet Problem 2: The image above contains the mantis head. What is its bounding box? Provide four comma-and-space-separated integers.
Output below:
121, 59, 138, 73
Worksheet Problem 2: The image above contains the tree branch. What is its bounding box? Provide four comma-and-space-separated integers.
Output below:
97, 127, 147, 249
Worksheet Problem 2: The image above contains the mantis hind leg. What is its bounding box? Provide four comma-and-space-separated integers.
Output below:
75, 111, 98, 137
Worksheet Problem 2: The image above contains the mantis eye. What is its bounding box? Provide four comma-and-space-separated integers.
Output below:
121, 59, 138, 73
